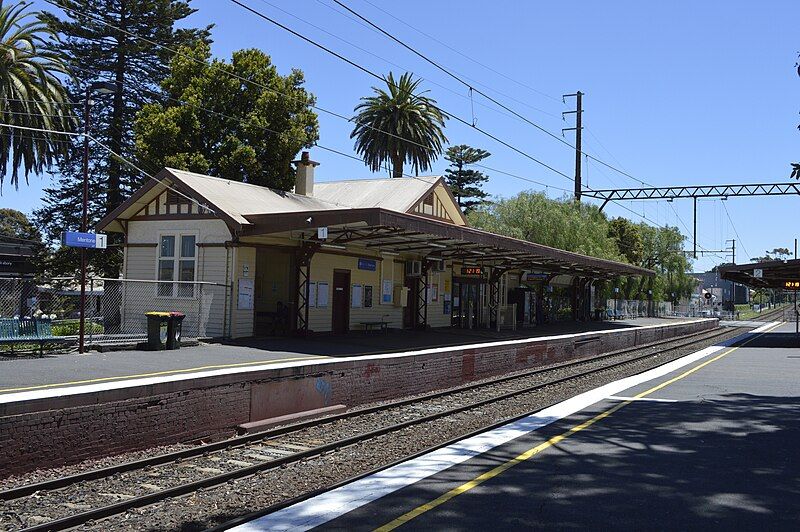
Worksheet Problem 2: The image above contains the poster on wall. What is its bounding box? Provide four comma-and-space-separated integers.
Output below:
237, 278, 254, 310
443, 301, 451, 315
317, 282, 329, 308
352, 284, 363, 308
431, 284, 439, 302
309, 281, 317, 308
382, 279, 393, 304
364, 285, 373, 308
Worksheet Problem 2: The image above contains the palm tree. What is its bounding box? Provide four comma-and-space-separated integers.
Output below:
0, 0, 74, 190
351, 72, 447, 178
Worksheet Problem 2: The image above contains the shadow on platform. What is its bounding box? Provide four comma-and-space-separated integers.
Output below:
731, 332, 800, 349
305, 392, 800, 531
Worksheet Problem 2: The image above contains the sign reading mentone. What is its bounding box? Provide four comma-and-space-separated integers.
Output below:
61, 231, 107, 249
461, 266, 484, 276
357, 258, 377, 271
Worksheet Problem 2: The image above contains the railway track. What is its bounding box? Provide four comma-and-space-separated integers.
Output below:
0, 316, 780, 531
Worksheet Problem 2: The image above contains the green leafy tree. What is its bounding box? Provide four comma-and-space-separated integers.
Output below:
135, 41, 319, 189
444, 144, 490, 212
0, 207, 39, 241
607, 217, 643, 264
0, 0, 74, 190
467, 191, 623, 260
34, 0, 209, 277
351, 71, 447, 178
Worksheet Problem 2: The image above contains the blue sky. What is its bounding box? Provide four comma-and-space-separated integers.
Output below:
3, 0, 799, 271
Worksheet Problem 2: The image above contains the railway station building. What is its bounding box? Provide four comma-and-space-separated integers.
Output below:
96, 152, 651, 338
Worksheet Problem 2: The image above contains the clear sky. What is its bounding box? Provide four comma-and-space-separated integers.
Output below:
3, 0, 799, 271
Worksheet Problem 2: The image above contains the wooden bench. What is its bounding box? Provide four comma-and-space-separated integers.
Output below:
0, 317, 66, 355
360, 320, 389, 333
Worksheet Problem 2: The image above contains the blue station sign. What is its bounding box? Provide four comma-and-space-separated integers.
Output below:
357, 258, 377, 271
61, 231, 107, 249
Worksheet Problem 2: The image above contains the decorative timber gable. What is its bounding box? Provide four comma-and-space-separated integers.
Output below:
409, 181, 467, 226
131, 189, 214, 220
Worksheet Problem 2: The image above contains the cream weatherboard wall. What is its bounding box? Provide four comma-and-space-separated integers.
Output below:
122, 218, 232, 338
305, 253, 453, 333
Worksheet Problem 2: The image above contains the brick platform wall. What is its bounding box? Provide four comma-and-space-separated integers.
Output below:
0, 319, 716, 477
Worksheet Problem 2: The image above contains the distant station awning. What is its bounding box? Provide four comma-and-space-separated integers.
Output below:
243, 208, 654, 279
719, 259, 800, 289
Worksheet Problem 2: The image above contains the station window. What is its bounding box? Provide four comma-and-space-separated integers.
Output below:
157, 234, 196, 297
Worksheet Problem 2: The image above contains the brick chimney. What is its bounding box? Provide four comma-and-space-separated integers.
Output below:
292, 151, 320, 196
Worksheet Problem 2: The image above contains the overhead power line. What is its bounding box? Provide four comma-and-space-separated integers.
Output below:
329, 0, 655, 188
227, 0, 575, 182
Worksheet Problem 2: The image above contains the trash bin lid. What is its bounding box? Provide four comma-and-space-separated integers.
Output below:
145, 311, 172, 317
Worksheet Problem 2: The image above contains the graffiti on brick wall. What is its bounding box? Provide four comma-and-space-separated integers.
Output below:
315, 377, 332, 405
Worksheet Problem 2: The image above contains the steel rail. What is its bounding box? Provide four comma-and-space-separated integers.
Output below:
13, 325, 747, 532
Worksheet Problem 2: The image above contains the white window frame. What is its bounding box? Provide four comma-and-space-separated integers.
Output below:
155, 231, 198, 299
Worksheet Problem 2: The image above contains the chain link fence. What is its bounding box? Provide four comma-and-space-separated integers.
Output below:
1, 277, 230, 349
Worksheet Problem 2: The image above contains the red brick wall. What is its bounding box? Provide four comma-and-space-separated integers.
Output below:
0, 320, 716, 477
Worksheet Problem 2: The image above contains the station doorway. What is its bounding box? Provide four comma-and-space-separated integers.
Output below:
452, 277, 484, 328
332, 269, 351, 334
254, 248, 295, 336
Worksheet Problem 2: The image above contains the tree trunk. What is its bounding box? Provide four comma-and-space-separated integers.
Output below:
107, 1, 127, 219
391, 152, 404, 178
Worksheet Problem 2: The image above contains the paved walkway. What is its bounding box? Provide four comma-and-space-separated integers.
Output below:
0, 317, 684, 395
236, 321, 798, 531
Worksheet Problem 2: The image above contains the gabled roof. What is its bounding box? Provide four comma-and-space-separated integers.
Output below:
97, 168, 452, 233
314, 175, 439, 212
164, 168, 344, 225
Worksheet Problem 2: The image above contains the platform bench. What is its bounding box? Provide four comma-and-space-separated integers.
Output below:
0, 317, 67, 355
360, 321, 389, 333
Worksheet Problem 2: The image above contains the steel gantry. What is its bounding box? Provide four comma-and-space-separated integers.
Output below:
581, 182, 800, 258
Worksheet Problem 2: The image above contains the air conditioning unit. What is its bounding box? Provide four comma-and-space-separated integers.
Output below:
429, 259, 445, 272
393, 286, 410, 307
405, 260, 423, 276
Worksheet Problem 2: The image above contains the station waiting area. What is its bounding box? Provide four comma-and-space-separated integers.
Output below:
0, 316, 684, 395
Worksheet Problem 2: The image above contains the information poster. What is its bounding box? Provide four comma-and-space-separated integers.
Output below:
237, 278, 254, 310
364, 285, 373, 308
382, 279, 393, 304
317, 282, 329, 308
309, 281, 317, 308
352, 284, 363, 308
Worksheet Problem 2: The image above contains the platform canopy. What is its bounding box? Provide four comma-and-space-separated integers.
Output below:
719, 259, 800, 289
243, 208, 654, 279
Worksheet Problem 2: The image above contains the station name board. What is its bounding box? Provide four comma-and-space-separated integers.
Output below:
461, 266, 484, 276
784, 281, 800, 289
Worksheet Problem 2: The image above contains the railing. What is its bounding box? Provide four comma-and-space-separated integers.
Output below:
0, 277, 230, 349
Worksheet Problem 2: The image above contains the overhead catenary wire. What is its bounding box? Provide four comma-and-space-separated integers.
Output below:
329, 0, 658, 188
226, 0, 574, 182
721, 200, 750, 261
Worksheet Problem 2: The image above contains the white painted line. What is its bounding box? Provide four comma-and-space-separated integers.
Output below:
232, 322, 777, 532
607, 395, 677, 403
0, 318, 718, 405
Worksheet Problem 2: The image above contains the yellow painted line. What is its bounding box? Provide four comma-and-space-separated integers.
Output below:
0, 354, 330, 395
374, 322, 781, 531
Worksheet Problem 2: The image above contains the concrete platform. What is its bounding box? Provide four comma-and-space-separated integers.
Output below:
0, 317, 685, 395
239, 321, 797, 531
